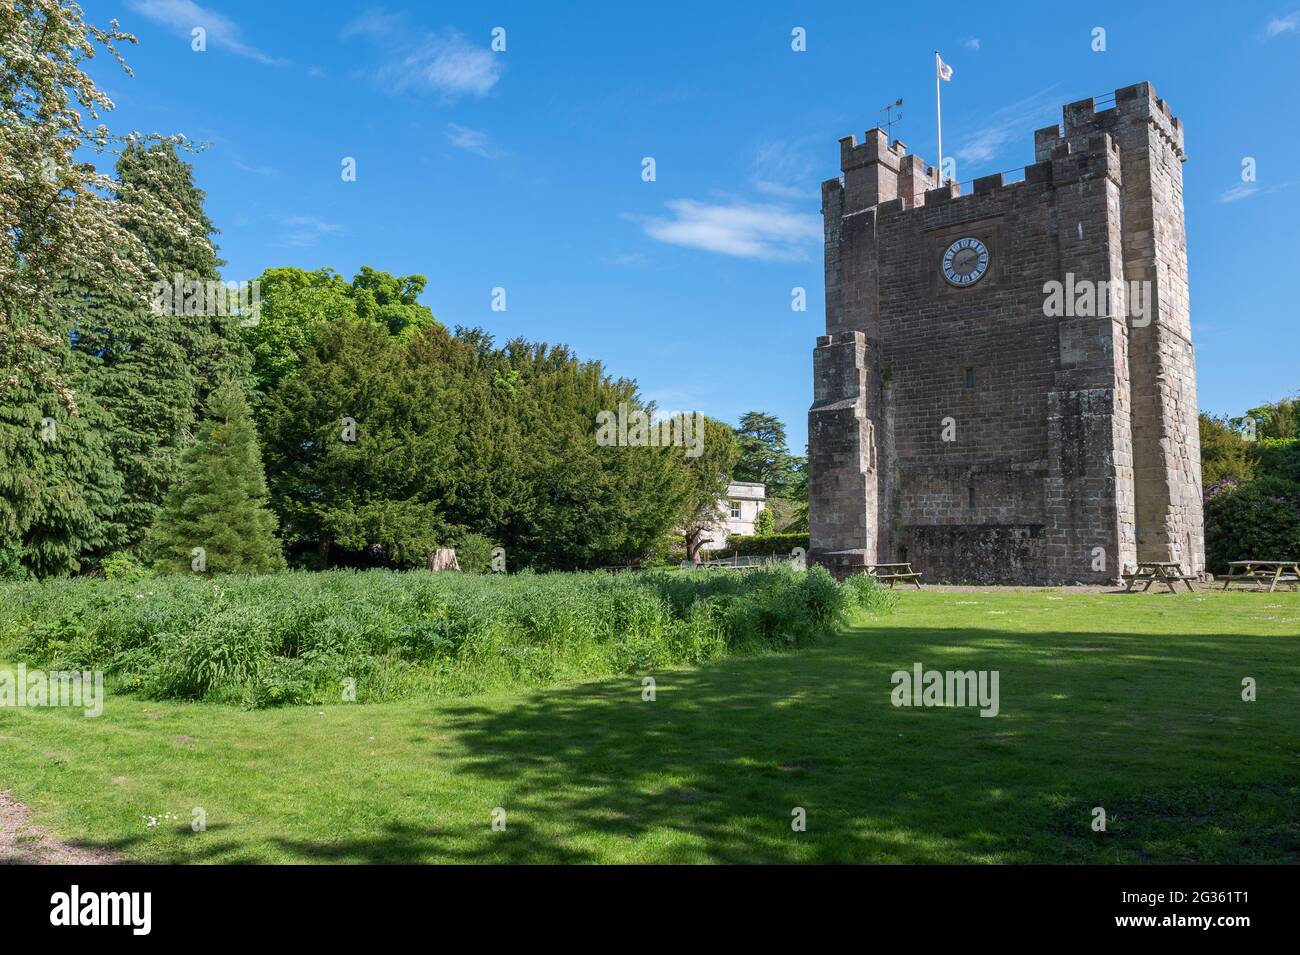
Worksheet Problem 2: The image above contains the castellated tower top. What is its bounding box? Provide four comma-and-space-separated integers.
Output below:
810, 79, 1202, 585
825, 81, 1184, 220
1035, 80, 1185, 164
833, 126, 940, 214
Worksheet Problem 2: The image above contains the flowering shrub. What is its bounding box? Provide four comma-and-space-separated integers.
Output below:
1204, 476, 1300, 574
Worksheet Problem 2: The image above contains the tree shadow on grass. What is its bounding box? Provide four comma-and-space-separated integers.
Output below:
423, 625, 1300, 864
31, 623, 1299, 865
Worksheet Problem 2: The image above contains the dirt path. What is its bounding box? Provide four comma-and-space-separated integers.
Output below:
0, 791, 119, 865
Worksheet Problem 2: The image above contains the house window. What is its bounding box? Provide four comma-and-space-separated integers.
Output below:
968, 486, 976, 508
729, 501, 742, 520
964, 366, 975, 389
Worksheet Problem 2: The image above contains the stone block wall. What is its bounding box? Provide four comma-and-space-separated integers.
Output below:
809, 82, 1203, 583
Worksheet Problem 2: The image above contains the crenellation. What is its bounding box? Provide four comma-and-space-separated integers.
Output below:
809, 81, 1202, 583
1063, 97, 1097, 129
924, 181, 960, 204
1034, 125, 1062, 162
1024, 160, 1052, 185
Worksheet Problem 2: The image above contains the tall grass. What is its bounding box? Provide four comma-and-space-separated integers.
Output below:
0, 566, 892, 707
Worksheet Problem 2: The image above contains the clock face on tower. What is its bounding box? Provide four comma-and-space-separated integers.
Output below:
942, 237, 989, 287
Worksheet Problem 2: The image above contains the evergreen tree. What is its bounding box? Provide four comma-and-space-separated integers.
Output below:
733, 411, 797, 495
149, 380, 284, 574
262, 316, 454, 568
59, 261, 196, 554
0, 318, 123, 577
116, 142, 251, 404
1, 5, 205, 574
262, 317, 693, 570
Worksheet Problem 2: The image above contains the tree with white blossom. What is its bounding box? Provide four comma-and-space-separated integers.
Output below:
0, 0, 209, 575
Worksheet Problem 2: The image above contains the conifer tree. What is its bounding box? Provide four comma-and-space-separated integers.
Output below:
149, 380, 284, 574
59, 263, 196, 554
54, 144, 249, 556
116, 142, 251, 403
1, 5, 206, 574
0, 327, 123, 577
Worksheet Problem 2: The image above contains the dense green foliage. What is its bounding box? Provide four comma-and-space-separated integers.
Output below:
1253, 437, 1300, 483
116, 142, 251, 406
148, 380, 285, 574
0, 566, 890, 707
1239, 397, 1298, 441
1204, 476, 1300, 573
731, 410, 807, 532
1201, 399, 1300, 570
733, 411, 799, 495
679, 416, 739, 562
261, 317, 696, 570
241, 266, 438, 399
55, 143, 229, 555
0, 341, 123, 577
718, 532, 810, 558
1199, 413, 1256, 486
4, 137, 249, 576
0, 127, 734, 577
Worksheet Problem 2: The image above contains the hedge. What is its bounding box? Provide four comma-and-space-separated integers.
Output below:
718, 532, 810, 558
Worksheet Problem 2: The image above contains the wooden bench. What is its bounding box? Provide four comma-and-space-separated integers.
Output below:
1221, 560, 1300, 593
1122, 561, 1197, 593
865, 562, 923, 590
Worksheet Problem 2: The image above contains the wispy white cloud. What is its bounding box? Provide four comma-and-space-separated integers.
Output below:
280, 215, 343, 247
954, 85, 1060, 167
1266, 11, 1300, 35
750, 139, 818, 200
1217, 184, 1259, 203
340, 8, 406, 40
640, 200, 820, 261
445, 123, 504, 158
1217, 179, 1300, 203
234, 159, 279, 177
343, 10, 501, 100
964, 37, 981, 51
125, 0, 282, 64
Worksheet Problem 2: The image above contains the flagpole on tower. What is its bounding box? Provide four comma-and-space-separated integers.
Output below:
934, 51, 946, 184
935, 52, 956, 184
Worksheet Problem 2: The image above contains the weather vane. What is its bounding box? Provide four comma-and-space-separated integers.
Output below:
880, 98, 903, 141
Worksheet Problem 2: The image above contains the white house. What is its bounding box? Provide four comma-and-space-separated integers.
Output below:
699, 481, 767, 551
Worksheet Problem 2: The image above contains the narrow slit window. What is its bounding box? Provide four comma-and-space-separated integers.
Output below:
964, 366, 975, 389
968, 486, 976, 508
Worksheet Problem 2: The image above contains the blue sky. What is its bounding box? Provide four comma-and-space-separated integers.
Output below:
92, 1, 1300, 450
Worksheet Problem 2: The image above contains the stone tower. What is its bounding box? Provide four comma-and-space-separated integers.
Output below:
809, 81, 1203, 584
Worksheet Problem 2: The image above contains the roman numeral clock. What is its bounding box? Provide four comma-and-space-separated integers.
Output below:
941, 237, 989, 287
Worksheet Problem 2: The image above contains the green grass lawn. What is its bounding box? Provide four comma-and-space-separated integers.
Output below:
3, 587, 1298, 863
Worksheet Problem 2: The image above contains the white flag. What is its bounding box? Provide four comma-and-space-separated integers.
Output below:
936, 53, 953, 81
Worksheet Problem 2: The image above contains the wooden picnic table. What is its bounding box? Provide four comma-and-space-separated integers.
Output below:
1221, 560, 1300, 593
865, 562, 923, 589
1122, 561, 1197, 593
